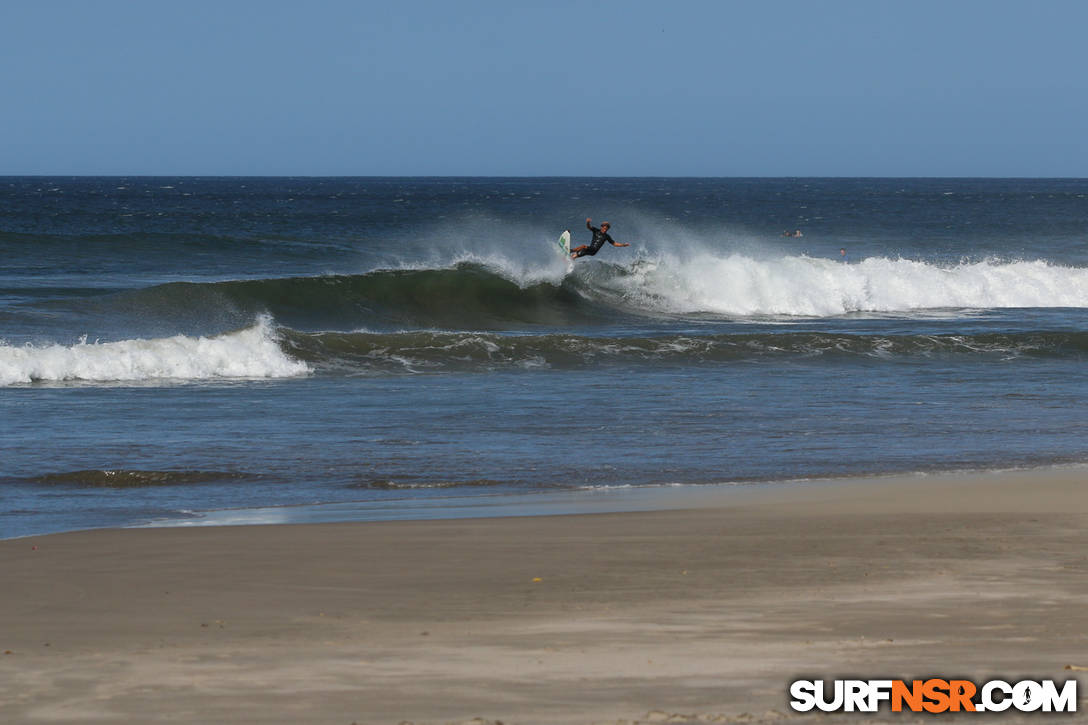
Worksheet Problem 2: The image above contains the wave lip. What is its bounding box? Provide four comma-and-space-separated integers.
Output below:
0, 317, 309, 386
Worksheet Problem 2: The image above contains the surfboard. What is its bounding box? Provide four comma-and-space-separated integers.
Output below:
556, 230, 573, 273
557, 230, 571, 257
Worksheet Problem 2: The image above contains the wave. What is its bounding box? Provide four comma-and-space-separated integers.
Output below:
281, 329, 1088, 374
0, 317, 309, 385
346, 477, 511, 490
96, 262, 591, 330
602, 254, 1088, 317
7, 249, 1088, 385
84, 255, 1088, 332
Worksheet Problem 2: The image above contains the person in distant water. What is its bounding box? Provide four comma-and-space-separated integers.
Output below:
571, 218, 630, 259
793, 229, 804, 238
839, 247, 847, 261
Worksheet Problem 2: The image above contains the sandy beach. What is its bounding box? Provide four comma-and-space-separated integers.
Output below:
2, 469, 1087, 724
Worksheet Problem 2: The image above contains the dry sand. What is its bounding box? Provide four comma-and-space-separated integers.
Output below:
1, 469, 1087, 724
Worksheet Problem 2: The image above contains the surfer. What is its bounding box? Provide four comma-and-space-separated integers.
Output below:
571, 218, 630, 259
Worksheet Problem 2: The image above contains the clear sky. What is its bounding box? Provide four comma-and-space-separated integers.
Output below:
2, 0, 1086, 176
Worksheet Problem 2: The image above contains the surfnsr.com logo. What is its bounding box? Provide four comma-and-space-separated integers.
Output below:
789, 678, 1078, 713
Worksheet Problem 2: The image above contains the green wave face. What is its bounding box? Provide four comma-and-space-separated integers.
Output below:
101, 262, 599, 331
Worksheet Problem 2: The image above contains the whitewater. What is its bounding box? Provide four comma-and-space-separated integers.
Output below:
584, 253, 1088, 316
0, 317, 308, 386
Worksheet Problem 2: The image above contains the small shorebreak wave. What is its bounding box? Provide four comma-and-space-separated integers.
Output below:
6, 470, 260, 488
346, 477, 512, 490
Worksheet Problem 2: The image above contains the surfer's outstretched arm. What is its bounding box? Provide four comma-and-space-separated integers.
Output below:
602, 231, 629, 248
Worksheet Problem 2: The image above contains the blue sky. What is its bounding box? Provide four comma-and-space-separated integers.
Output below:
2, 1, 1085, 176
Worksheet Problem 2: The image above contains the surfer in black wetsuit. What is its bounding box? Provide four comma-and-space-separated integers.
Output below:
571, 218, 630, 259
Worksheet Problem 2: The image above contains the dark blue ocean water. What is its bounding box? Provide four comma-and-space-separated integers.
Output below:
2, 177, 1087, 538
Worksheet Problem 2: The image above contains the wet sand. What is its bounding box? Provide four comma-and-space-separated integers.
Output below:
2, 469, 1087, 724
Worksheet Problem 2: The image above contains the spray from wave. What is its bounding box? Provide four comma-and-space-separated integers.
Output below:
0, 316, 309, 386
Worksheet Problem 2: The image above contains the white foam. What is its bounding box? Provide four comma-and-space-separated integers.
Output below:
0, 317, 309, 386
598, 254, 1088, 317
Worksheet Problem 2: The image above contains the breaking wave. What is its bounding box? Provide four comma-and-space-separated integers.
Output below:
0, 317, 309, 385
89, 255, 1088, 332
598, 254, 1088, 317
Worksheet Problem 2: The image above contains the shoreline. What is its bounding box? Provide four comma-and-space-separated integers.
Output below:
10, 462, 1088, 543
138, 461, 1088, 531
2, 466, 1087, 723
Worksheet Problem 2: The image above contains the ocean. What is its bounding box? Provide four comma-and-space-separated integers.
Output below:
2, 177, 1087, 539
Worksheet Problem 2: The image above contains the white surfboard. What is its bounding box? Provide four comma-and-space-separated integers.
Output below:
556, 230, 573, 273
557, 230, 571, 256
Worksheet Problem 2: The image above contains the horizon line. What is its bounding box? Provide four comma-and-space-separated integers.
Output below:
3, 174, 1087, 180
